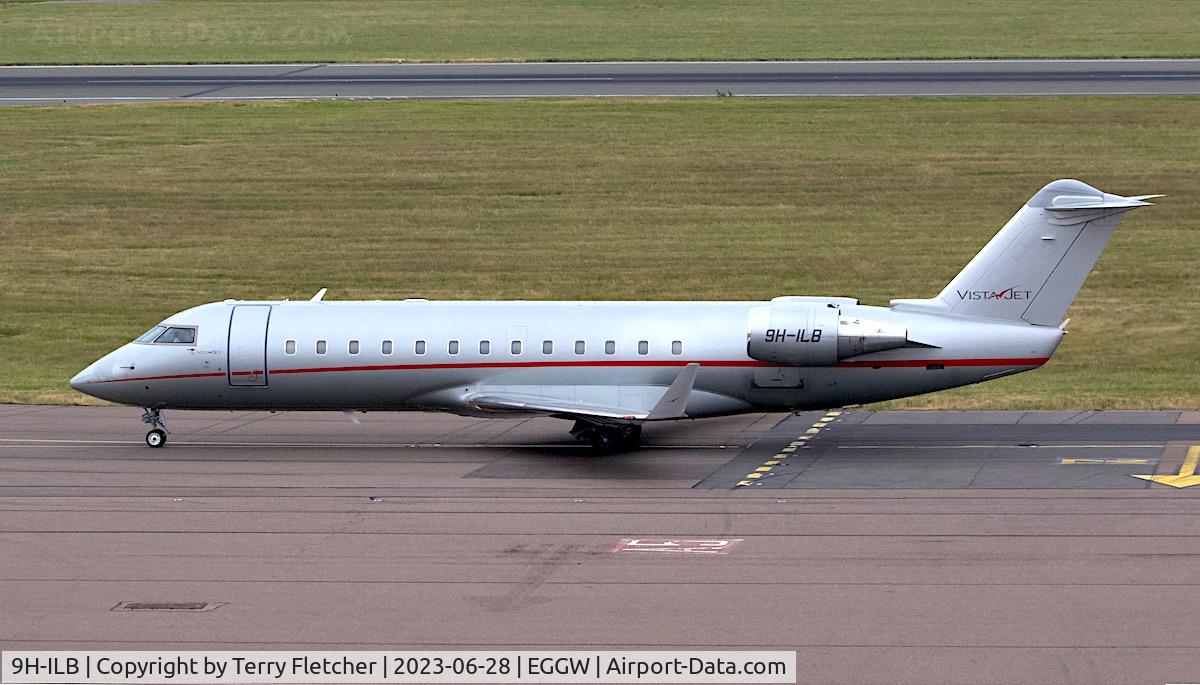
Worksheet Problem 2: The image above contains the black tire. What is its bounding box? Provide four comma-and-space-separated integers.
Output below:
589, 430, 617, 451
620, 425, 643, 446
146, 429, 166, 448
590, 425, 642, 452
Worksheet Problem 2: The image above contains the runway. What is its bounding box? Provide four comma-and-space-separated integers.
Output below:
3, 405, 1200, 683
3, 59, 1200, 104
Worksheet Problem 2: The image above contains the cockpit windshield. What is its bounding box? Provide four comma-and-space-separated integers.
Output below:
155, 327, 196, 344
134, 325, 196, 344
135, 325, 167, 343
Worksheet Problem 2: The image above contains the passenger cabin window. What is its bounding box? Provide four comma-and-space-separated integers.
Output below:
285, 340, 296, 355
448, 340, 460, 355
415, 340, 426, 355
542, 340, 553, 355
511, 340, 522, 355
638, 340, 648, 355
135, 326, 167, 343
154, 327, 195, 344
672, 340, 683, 355
316, 340, 327, 355
348, 340, 360, 355
605, 340, 616, 355
575, 340, 585, 355
382, 340, 393, 355
479, 340, 490, 355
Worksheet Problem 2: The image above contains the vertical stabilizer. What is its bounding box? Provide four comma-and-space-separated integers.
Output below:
891, 179, 1158, 325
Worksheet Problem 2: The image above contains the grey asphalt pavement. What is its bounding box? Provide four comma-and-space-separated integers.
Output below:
2, 405, 1200, 683
2, 59, 1200, 103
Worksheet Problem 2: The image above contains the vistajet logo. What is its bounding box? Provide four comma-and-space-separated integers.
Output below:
957, 285, 1033, 301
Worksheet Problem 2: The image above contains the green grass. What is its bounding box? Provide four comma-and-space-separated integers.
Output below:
0, 97, 1197, 408
1, 0, 1199, 64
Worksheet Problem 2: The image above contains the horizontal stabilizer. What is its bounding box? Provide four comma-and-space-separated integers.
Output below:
1044, 194, 1161, 211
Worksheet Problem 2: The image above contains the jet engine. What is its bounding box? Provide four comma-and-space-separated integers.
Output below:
747, 304, 910, 366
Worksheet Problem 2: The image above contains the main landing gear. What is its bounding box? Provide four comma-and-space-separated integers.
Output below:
141, 408, 169, 448
571, 421, 642, 451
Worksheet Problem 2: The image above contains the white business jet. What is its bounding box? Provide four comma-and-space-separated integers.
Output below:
70, 180, 1157, 449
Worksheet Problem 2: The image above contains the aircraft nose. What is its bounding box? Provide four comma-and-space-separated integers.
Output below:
69, 358, 109, 396
69, 368, 93, 393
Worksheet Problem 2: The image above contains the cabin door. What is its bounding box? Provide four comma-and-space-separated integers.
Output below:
228, 305, 271, 386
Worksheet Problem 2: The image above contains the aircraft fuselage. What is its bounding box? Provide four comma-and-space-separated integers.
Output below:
71, 298, 1061, 416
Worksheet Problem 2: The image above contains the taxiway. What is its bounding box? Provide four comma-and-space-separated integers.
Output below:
2, 59, 1200, 103
2, 405, 1199, 684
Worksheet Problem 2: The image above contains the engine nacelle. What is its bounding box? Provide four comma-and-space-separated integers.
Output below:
747, 304, 909, 366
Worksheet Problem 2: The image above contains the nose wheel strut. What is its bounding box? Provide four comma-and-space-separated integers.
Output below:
140, 408, 169, 448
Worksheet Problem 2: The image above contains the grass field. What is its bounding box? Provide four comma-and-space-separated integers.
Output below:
2, 0, 1199, 64
0, 97, 1197, 408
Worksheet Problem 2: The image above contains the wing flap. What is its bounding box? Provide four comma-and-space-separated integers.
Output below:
466, 363, 701, 423
468, 394, 645, 421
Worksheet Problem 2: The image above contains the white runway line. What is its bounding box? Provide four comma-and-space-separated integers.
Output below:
0, 437, 733, 449
2, 91, 1190, 105
3, 58, 1200, 69
88, 77, 617, 84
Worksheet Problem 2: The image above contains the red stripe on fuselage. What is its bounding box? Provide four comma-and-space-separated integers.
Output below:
87, 357, 1049, 384
88, 371, 226, 384
834, 357, 1050, 368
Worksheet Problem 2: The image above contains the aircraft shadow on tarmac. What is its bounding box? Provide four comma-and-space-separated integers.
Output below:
464, 442, 731, 481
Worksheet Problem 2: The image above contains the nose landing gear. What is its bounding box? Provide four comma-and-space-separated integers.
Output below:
141, 408, 169, 448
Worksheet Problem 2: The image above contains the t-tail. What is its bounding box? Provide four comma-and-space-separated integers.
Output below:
892, 179, 1160, 325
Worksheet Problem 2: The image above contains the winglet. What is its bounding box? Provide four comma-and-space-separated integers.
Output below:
310, 288, 328, 302
645, 363, 699, 420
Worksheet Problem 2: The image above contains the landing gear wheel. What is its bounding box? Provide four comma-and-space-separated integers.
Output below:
571, 420, 644, 452
587, 425, 643, 452
140, 408, 169, 448
590, 430, 618, 451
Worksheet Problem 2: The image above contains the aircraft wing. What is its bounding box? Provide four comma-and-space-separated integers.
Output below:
466, 363, 700, 424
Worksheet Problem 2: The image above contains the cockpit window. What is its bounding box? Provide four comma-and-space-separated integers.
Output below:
153, 326, 196, 344
135, 326, 167, 343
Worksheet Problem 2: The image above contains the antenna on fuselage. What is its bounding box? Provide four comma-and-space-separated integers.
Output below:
310, 288, 328, 302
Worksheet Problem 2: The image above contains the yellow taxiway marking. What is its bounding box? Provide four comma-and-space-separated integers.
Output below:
840, 444, 1162, 449
737, 411, 840, 486
1061, 458, 1151, 465
1133, 446, 1200, 488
